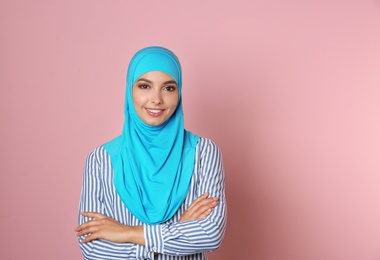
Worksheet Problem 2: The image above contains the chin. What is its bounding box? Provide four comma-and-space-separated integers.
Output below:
144, 120, 164, 126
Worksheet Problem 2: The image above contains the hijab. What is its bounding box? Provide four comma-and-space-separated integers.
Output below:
103, 46, 200, 224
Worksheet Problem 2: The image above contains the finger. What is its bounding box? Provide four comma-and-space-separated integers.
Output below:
195, 208, 212, 220
191, 200, 218, 219
81, 212, 107, 219
76, 223, 101, 237
180, 202, 215, 222
181, 198, 218, 221
189, 197, 218, 213
179, 194, 218, 222
81, 232, 102, 243
76, 218, 98, 231
187, 193, 209, 210
187, 193, 209, 209
76, 215, 108, 233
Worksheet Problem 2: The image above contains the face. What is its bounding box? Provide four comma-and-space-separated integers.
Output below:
132, 71, 179, 126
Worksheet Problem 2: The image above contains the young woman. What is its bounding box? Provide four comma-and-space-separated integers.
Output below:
75, 46, 226, 259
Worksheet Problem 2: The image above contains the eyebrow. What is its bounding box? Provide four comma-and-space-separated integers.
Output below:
163, 80, 177, 85
136, 78, 152, 83
136, 78, 177, 85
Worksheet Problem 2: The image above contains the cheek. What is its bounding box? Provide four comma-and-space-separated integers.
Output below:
168, 99, 179, 110
171, 92, 179, 107
132, 89, 137, 104
132, 91, 146, 107
132, 94, 138, 108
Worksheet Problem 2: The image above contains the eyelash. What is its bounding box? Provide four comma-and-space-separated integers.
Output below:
164, 86, 176, 92
138, 84, 149, 89
137, 84, 176, 92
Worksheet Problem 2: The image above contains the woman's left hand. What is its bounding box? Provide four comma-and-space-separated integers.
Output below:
75, 212, 144, 245
179, 192, 218, 222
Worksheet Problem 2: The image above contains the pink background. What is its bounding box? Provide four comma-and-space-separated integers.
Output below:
1, 0, 380, 259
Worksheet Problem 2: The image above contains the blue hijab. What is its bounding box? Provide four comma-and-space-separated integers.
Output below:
103, 46, 200, 224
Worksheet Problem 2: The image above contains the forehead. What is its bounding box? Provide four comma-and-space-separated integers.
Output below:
135, 71, 176, 83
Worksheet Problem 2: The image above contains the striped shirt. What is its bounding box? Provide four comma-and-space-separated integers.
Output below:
78, 137, 227, 260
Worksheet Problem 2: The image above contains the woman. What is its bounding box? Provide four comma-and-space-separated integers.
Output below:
75, 46, 226, 260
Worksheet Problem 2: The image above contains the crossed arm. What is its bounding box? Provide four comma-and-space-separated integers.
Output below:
75, 192, 218, 245
76, 140, 226, 259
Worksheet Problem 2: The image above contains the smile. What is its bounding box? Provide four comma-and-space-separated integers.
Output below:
146, 108, 165, 116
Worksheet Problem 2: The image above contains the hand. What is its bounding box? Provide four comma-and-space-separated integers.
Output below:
75, 212, 144, 245
179, 192, 218, 222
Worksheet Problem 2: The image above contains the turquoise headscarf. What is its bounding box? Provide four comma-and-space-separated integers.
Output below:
103, 46, 200, 224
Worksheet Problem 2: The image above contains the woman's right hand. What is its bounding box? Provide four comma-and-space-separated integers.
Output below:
179, 192, 218, 222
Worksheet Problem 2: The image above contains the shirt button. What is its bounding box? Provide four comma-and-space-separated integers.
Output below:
153, 247, 157, 251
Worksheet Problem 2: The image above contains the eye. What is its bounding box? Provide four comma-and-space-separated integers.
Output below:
163, 86, 177, 92
138, 84, 149, 89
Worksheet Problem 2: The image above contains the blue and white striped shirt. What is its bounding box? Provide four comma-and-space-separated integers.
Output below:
78, 138, 226, 260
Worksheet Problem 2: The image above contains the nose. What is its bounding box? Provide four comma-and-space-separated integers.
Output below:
150, 90, 163, 105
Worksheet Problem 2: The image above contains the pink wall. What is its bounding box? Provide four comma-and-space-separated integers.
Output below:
1, 0, 380, 259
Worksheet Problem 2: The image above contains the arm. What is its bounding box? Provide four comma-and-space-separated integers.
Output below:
76, 148, 150, 260
144, 138, 227, 257
77, 139, 226, 258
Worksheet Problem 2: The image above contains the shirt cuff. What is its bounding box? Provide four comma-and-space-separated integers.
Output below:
144, 224, 164, 256
135, 244, 152, 260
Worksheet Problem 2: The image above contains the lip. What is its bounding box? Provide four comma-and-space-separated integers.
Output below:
146, 108, 165, 117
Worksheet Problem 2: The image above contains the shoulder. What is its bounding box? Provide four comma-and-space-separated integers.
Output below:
196, 137, 222, 155
85, 146, 111, 168
83, 146, 114, 183
196, 137, 223, 168
195, 138, 224, 179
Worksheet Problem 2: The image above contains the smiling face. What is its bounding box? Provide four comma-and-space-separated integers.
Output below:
132, 71, 179, 126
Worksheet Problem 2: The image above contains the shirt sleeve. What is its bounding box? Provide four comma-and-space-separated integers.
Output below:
144, 139, 227, 257
77, 148, 152, 260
